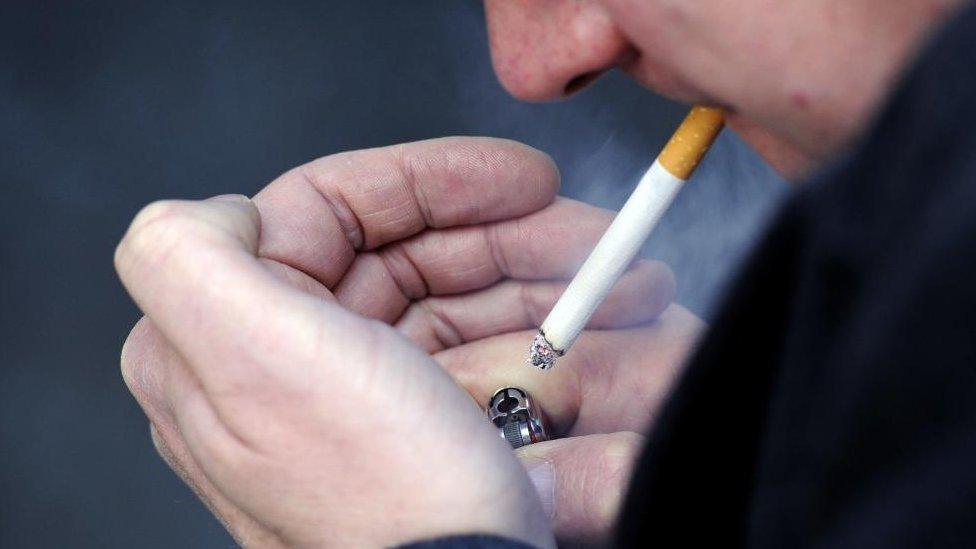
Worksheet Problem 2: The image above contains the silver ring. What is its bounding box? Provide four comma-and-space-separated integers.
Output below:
487, 387, 550, 449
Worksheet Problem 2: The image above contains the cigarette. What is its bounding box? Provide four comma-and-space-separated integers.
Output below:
528, 106, 725, 370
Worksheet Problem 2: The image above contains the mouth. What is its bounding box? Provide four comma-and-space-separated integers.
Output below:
616, 51, 727, 109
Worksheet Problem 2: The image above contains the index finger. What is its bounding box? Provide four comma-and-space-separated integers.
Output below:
253, 137, 560, 287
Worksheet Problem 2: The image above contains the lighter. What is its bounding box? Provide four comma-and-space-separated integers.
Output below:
487, 387, 550, 449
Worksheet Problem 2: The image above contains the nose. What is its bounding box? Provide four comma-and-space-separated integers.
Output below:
484, 0, 631, 102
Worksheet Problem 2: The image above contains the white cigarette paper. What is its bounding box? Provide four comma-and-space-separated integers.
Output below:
539, 160, 683, 352
527, 106, 724, 370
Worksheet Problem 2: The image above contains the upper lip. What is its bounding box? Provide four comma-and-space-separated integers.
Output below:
616, 51, 729, 110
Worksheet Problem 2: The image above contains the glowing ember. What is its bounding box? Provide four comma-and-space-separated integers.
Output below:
527, 331, 563, 370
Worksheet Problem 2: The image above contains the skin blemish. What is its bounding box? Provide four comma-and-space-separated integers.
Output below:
790, 91, 812, 109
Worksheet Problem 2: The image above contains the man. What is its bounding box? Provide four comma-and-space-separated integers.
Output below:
115, 0, 975, 546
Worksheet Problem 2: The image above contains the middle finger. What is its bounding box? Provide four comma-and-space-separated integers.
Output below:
395, 260, 674, 353
333, 198, 616, 323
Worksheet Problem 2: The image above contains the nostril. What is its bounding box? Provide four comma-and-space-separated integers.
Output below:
564, 71, 600, 96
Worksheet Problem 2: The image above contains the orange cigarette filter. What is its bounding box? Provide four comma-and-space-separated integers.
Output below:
658, 106, 726, 179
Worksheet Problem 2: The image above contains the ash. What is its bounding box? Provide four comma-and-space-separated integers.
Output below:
527, 331, 563, 370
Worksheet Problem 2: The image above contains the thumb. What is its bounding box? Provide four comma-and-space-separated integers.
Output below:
517, 432, 645, 546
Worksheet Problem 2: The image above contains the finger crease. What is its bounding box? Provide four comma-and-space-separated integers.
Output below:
485, 222, 513, 279
418, 299, 465, 349
518, 281, 544, 328
378, 244, 430, 303
395, 147, 437, 228
299, 164, 366, 250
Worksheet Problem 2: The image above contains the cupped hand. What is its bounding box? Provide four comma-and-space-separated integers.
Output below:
116, 137, 702, 548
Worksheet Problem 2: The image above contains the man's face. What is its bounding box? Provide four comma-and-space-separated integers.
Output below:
483, 0, 722, 105
482, 0, 915, 171
482, 0, 822, 174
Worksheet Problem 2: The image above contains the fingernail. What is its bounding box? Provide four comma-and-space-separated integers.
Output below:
525, 460, 555, 519
207, 194, 251, 203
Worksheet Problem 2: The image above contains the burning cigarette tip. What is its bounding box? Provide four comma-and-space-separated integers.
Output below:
527, 331, 563, 371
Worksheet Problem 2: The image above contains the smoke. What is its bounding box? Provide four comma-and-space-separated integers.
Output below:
550, 125, 788, 318
442, 2, 788, 318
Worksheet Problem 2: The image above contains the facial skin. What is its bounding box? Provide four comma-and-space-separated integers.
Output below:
485, 0, 966, 179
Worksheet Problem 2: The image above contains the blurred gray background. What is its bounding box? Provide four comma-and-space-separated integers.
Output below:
0, 1, 784, 547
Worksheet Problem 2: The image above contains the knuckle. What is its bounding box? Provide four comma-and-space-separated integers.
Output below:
128, 200, 194, 243
119, 317, 171, 410
115, 200, 198, 275
599, 432, 643, 488
586, 433, 643, 529
558, 434, 644, 534
120, 317, 155, 394
590, 432, 644, 522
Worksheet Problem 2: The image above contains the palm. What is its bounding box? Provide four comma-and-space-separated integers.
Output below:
119, 137, 704, 547
252, 138, 703, 542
